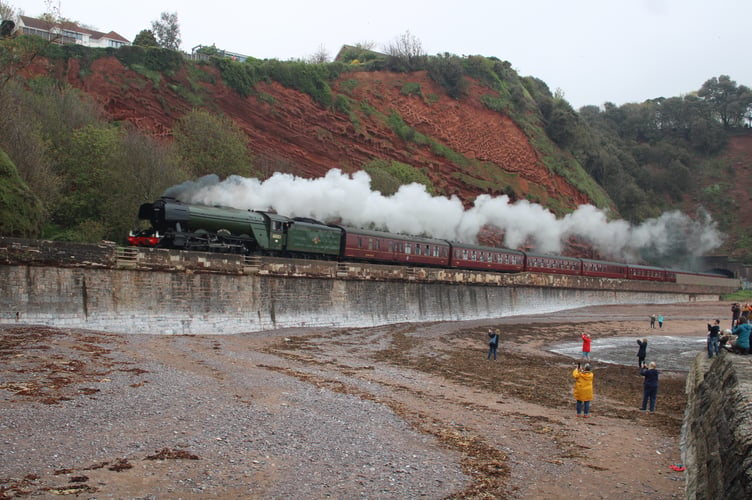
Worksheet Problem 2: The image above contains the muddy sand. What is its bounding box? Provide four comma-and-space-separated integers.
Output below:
0, 301, 730, 498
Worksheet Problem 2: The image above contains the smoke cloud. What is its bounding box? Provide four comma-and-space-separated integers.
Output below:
163, 169, 724, 266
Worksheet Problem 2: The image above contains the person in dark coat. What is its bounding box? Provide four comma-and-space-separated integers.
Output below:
636, 338, 648, 367
640, 362, 659, 412
731, 303, 741, 329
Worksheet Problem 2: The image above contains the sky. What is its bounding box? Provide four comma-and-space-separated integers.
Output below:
7, 0, 752, 109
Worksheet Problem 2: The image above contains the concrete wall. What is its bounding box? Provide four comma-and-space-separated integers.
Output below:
0, 238, 730, 335
0, 264, 713, 334
682, 354, 752, 499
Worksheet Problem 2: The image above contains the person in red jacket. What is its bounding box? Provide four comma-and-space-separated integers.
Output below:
581, 332, 591, 360
573, 363, 594, 417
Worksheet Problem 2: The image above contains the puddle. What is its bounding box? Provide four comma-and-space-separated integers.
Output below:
548, 335, 711, 371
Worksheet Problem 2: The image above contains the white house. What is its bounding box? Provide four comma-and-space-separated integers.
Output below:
16, 15, 129, 48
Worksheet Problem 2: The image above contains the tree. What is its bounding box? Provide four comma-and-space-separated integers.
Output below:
307, 44, 330, 64
172, 109, 255, 179
132, 29, 159, 48
384, 30, 426, 72
698, 75, 752, 129
545, 99, 579, 148
0, 1, 13, 21
0, 80, 61, 209
0, 149, 44, 237
104, 127, 185, 240
151, 11, 181, 51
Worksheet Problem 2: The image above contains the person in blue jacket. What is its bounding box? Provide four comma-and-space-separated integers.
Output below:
640, 361, 659, 412
487, 328, 499, 360
731, 317, 751, 354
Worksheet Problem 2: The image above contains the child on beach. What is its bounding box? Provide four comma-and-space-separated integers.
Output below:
581, 332, 591, 360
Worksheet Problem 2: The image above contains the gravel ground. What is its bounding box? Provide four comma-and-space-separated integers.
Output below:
0, 301, 727, 498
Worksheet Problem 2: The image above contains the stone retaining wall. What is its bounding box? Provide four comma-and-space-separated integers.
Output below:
682, 353, 752, 499
0, 238, 728, 335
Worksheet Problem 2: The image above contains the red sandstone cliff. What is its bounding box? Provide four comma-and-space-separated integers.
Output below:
28, 56, 599, 213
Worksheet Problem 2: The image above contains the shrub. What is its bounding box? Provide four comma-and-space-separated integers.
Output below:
400, 82, 422, 97
334, 94, 352, 113
216, 58, 258, 97
427, 53, 469, 98
362, 159, 435, 195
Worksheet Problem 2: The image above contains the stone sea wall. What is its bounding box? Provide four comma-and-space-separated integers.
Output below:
682, 353, 752, 499
0, 237, 729, 335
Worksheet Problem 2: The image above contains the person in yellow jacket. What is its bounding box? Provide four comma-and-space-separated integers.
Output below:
573, 363, 594, 417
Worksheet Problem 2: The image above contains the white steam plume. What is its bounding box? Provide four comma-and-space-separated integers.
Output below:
162, 169, 724, 264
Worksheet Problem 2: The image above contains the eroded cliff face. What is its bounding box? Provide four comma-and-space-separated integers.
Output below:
30, 56, 594, 212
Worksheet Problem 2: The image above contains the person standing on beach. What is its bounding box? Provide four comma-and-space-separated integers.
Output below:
636, 338, 648, 367
658, 315, 664, 328
707, 319, 721, 359
581, 332, 591, 360
640, 362, 659, 412
649, 314, 656, 329
573, 363, 594, 417
732, 303, 741, 329
487, 328, 499, 361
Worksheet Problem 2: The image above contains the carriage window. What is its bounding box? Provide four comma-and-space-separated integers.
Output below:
368, 238, 373, 250
405, 243, 412, 254
375, 240, 381, 250
388, 242, 393, 252
462, 249, 468, 259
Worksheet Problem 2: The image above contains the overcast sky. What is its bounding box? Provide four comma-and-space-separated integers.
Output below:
8, 0, 752, 109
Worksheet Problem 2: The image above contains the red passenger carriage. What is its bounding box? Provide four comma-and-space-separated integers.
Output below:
448, 242, 525, 272
627, 264, 671, 281
337, 226, 450, 267
523, 252, 583, 275
580, 258, 629, 279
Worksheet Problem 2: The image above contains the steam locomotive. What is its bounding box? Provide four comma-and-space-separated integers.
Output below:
128, 197, 722, 284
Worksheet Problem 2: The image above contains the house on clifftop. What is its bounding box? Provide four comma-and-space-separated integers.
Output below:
16, 15, 129, 48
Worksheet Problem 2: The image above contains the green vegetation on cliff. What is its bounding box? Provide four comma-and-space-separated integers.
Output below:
0, 149, 44, 237
1, 34, 751, 261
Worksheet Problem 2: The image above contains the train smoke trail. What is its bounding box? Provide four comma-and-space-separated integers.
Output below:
163, 169, 724, 265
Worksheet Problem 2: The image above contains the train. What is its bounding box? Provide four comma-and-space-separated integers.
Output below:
128, 197, 727, 284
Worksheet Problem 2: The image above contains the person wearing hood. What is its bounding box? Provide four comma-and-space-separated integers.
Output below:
572, 363, 594, 418
731, 317, 751, 354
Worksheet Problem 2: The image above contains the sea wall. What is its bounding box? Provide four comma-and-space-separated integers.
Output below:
682, 353, 752, 499
0, 238, 729, 335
